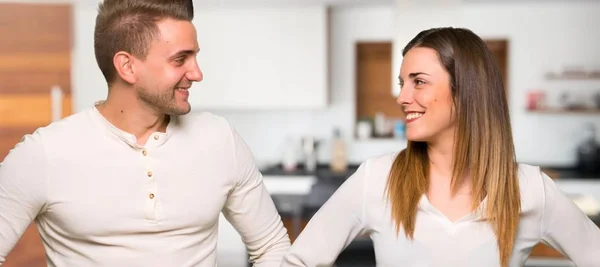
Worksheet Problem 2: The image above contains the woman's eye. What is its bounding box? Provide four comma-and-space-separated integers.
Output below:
415, 79, 425, 85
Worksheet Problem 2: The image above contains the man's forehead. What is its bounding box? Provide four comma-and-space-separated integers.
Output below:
155, 19, 197, 42
150, 20, 198, 54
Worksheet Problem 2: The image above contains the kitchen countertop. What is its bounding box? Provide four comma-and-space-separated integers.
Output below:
262, 164, 600, 179
540, 166, 600, 180
261, 163, 360, 179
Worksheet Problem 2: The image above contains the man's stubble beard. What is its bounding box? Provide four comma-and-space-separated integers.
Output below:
136, 86, 191, 116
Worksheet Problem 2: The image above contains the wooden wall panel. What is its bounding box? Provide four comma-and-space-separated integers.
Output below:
356, 42, 405, 122
0, 94, 72, 127
0, 71, 70, 94
0, 4, 72, 53
0, 52, 71, 72
0, 3, 72, 267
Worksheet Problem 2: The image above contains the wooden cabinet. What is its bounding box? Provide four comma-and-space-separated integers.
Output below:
190, 6, 329, 110
0, 3, 73, 266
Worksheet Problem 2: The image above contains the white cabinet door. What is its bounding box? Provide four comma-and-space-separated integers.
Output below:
190, 6, 328, 110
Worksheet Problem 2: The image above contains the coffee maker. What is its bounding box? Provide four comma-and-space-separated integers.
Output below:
576, 123, 600, 174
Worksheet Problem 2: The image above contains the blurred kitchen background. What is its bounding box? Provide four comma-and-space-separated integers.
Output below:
1, 0, 599, 266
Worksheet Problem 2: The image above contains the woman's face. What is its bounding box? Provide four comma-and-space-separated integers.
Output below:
397, 47, 456, 145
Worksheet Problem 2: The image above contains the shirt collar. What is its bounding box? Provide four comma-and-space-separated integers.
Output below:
89, 101, 178, 149
418, 194, 489, 224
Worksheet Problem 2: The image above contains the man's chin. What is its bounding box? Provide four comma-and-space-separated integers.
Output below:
164, 104, 191, 116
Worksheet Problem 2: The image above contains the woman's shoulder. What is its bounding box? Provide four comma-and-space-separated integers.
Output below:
516, 163, 555, 211
353, 152, 399, 192
517, 163, 547, 191
363, 152, 398, 169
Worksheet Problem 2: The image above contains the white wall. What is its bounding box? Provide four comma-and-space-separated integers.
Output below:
71, 0, 600, 168
209, 5, 403, 168
72, 1, 107, 113
393, 0, 600, 167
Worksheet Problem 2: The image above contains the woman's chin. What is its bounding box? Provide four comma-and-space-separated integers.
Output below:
405, 132, 430, 143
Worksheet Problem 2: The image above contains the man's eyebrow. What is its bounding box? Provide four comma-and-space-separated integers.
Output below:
169, 48, 200, 59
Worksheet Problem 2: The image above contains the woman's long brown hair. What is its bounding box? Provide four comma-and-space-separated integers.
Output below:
387, 27, 520, 267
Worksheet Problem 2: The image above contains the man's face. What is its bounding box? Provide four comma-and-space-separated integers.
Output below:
134, 18, 202, 115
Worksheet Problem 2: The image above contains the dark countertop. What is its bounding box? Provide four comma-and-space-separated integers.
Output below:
261, 163, 361, 180
540, 166, 600, 179
263, 164, 600, 180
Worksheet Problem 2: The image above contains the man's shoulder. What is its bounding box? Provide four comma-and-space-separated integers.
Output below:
3, 109, 93, 160
23, 109, 92, 144
174, 111, 233, 134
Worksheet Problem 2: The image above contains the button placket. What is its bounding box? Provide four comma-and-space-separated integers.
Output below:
140, 146, 159, 221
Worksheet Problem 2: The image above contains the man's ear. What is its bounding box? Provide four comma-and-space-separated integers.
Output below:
113, 51, 137, 84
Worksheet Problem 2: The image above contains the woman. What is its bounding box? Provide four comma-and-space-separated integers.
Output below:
281, 27, 600, 267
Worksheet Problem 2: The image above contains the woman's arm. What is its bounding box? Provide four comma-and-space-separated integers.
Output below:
539, 171, 600, 266
281, 161, 370, 267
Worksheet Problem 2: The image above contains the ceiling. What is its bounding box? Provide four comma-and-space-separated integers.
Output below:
1, 0, 595, 6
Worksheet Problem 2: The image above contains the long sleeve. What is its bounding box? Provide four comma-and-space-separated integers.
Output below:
0, 134, 48, 264
281, 161, 369, 267
221, 127, 291, 267
539, 171, 600, 267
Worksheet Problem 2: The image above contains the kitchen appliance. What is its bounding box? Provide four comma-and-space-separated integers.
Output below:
576, 123, 600, 174
301, 136, 319, 172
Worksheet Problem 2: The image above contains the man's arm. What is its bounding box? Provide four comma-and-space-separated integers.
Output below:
0, 134, 48, 264
221, 127, 290, 267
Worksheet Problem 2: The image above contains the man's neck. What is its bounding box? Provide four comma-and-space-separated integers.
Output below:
97, 87, 169, 145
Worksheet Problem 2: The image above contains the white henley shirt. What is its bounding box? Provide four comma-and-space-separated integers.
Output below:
0, 106, 290, 267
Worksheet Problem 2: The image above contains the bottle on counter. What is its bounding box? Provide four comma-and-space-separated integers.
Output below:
282, 136, 299, 172
330, 128, 347, 173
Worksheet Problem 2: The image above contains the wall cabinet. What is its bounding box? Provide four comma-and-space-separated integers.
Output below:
72, 4, 329, 112
190, 6, 329, 110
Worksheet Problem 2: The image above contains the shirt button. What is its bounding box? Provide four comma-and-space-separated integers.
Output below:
153, 135, 159, 140
149, 193, 155, 199
142, 150, 147, 156
147, 171, 153, 177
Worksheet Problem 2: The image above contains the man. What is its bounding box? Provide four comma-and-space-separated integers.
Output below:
0, 0, 290, 266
